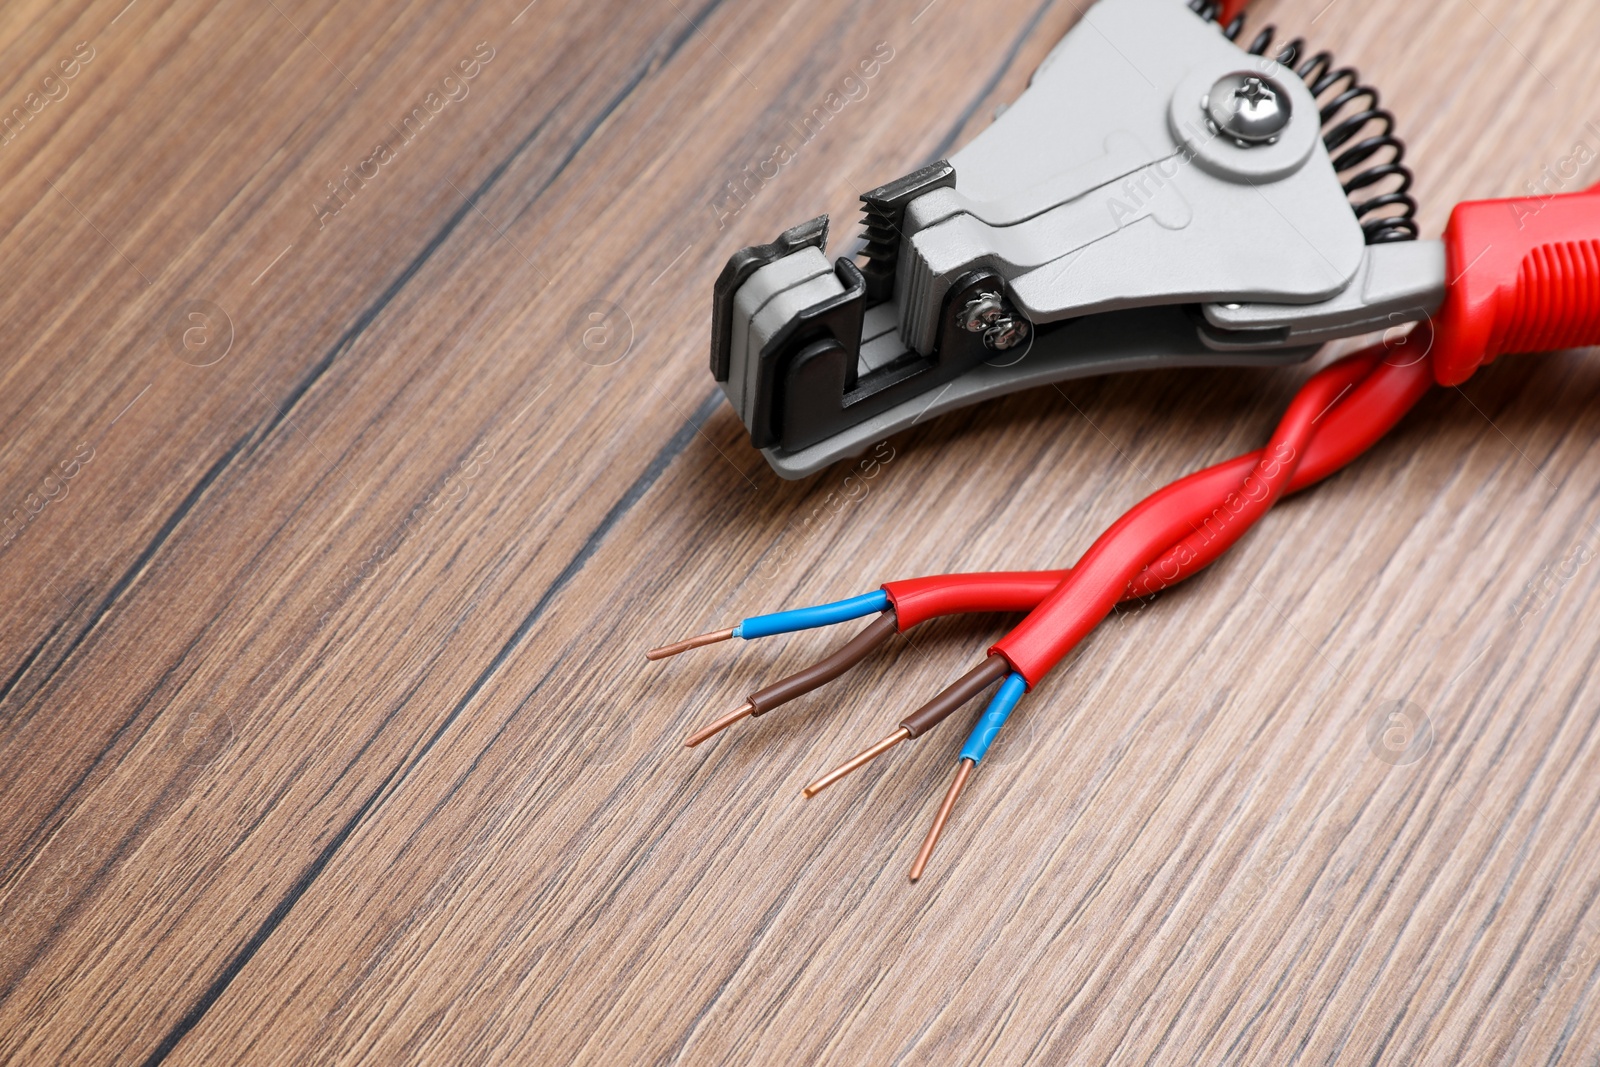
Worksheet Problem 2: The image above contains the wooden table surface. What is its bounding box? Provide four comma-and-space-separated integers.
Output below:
4, 0, 1600, 1062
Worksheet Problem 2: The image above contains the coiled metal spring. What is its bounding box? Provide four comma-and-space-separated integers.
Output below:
1187, 0, 1420, 244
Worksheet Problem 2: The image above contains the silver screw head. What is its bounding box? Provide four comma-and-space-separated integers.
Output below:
1204, 72, 1291, 145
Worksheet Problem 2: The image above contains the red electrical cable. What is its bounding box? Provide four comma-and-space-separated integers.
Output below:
874, 181, 1600, 879
882, 333, 1434, 632
886, 182, 1600, 692
798, 336, 1431, 811
880, 570, 1071, 629
990, 348, 1372, 684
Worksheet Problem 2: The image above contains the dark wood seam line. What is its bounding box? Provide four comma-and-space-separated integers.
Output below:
0, 613, 69, 708
0, 469, 337, 889
141, 387, 719, 1063
127, 0, 987, 1049
246, 108, 556, 452
0, 435, 248, 736
925, 0, 1059, 163
0, 658, 217, 1004
253, 0, 731, 452
500, 0, 731, 232
425, 7, 1076, 1044
5, 0, 644, 741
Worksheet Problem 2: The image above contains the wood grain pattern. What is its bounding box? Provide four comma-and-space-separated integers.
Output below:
2, 0, 1599, 1062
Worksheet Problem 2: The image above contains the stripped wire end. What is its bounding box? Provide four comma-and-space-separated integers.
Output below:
802, 727, 911, 798
648, 591, 891, 662
646, 626, 736, 661
911, 671, 1026, 880
910, 758, 975, 881
684, 702, 755, 748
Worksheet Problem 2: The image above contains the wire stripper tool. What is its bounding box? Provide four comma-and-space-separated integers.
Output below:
665, 0, 1600, 880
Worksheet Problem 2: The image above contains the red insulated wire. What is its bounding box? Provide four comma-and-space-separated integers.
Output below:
792, 332, 1432, 836
879, 570, 1072, 629
1122, 345, 1392, 596
881, 333, 1435, 646
991, 350, 1374, 684
861, 184, 1600, 752
872, 181, 1600, 879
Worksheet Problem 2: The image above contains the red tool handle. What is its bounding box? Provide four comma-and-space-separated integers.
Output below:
1433, 184, 1600, 386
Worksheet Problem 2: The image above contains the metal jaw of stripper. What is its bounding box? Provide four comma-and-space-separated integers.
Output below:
708, 0, 1447, 479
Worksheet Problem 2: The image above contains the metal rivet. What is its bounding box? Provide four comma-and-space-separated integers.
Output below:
1204, 72, 1291, 146
959, 291, 1030, 351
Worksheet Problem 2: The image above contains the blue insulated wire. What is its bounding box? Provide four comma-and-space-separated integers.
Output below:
959, 673, 1027, 764
733, 590, 889, 640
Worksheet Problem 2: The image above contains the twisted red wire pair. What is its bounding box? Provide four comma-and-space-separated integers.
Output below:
882, 330, 1435, 667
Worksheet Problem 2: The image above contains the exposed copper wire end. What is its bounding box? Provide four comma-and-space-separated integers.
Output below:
684, 702, 755, 748
802, 727, 911, 798
910, 758, 974, 882
646, 626, 735, 661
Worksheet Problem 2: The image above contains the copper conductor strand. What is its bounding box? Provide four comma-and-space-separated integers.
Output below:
683, 702, 755, 748
910, 758, 975, 881
802, 727, 911, 798
646, 626, 736, 661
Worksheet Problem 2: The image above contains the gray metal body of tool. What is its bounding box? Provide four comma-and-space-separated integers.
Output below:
709, 0, 1446, 478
